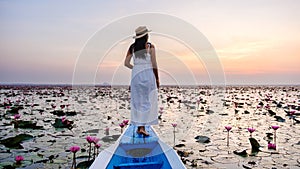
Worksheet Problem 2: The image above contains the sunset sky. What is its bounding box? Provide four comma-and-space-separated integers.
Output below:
1, 0, 299, 85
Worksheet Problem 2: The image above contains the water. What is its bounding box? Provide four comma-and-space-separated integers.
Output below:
0, 85, 299, 168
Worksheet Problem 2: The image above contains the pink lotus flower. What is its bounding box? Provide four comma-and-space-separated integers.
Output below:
247, 128, 256, 133
61, 116, 66, 123
225, 126, 232, 146
86, 136, 96, 161
70, 146, 80, 153
119, 123, 125, 128
86, 136, 95, 143
14, 114, 21, 120
123, 120, 129, 125
268, 143, 276, 150
95, 143, 102, 156
289, 110, 296, 116
225, 126, 232, 131
265, 104, 270, 110
15, 155, 24, 164
272, 125, 279, 130
93, 137, 100, 144
95, 143, 102, 149
51, 104, 56, 109
172, 123, 177, 128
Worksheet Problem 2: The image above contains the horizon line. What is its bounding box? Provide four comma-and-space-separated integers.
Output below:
0, 83, 299, 87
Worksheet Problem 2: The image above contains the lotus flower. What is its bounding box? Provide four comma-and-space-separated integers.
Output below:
247, 128, 255, 133
271, 125, 279, 144
51, 104, 56, 109
225, 126, 232, 131
15, 155, 24, 164
271, 125, 279, 130
70, 146, 80, 168
172, 123, 177, 128
289, 110, 296, 116
86, 136, 95, 162
119, 123, 125, 128
122, 120, 129, 125
92, 137, 100, 144
247, 127, 255, 137
268, 143, 276, 150
14, 114, 21, 120
86, 136, 95, 143
61, 116, 66, 123
70, 145, 80, 153
95, 143, 102, 155
92, 138, 100, 159
95, 143, 102, 149
225, 126, 232, 146
265, 104, 270, 110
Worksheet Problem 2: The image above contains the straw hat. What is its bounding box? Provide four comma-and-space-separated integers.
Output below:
133, 26, 151, 39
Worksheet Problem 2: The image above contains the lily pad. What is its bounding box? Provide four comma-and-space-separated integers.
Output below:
49, 110, 65, 116
233, 149, 248, 157
52, 118, 73, 129
0, 134, 34, 149
65, 111, 77, 116
268, 110, 276, 116
249, 138, 260, 153
195, 136, 210, 143
101, 135, 120, 143
14, 120, 43, 129
6, 106, 24, 115
76, 160, 93, 169
274, 115, 285, 122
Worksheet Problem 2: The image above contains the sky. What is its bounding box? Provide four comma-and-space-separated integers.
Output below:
0, 0, 299, 85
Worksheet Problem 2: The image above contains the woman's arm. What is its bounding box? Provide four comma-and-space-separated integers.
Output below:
150, 44, 159, 88
124, 47, 133, 69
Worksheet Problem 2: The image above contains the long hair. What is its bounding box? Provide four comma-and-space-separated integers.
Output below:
132, 34, 148, 59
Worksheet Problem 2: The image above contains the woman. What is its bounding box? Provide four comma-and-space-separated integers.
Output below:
124, 26, 159, 136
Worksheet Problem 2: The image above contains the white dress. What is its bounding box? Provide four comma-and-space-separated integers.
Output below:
130, 46, 158, 126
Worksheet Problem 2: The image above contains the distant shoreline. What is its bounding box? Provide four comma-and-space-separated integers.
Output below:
0, 83, 299, 87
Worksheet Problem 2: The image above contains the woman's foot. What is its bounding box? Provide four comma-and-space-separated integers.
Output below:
137, 126, 149, 136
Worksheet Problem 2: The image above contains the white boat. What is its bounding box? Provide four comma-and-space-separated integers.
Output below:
89, 124, 186, 169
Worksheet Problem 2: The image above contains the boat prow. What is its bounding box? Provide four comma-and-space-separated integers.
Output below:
89, 124, 186, 169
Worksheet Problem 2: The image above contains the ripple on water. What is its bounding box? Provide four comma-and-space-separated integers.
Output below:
256, 151, 271, 157
0, 152, 11, 160
272, 154, 299, 167
258, 156, 277, 169
211, 154, 239, 164
199, 149, 219, 158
